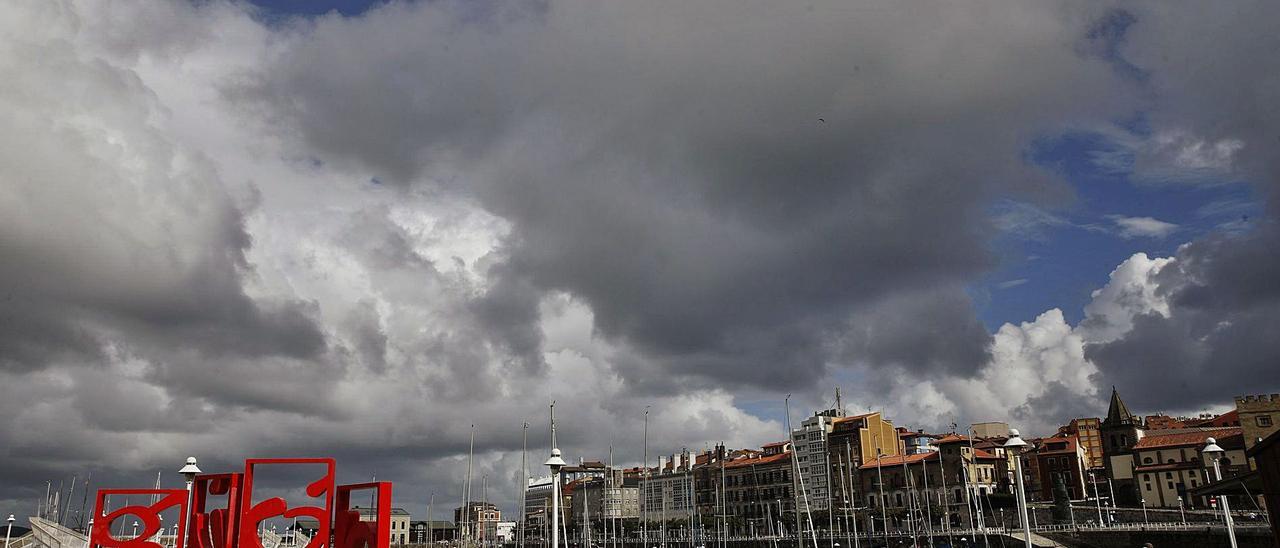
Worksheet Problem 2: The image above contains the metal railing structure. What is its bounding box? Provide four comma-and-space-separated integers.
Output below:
28, 517, 88, 548
508, 519, 1272, 545
6, 532, 40, 548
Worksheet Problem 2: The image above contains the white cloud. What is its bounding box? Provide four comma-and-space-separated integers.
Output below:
996, 278, 1029, 289
1108, 215, 1178, 239
856, 251, 1174, 434
1091, 127, 1245, 186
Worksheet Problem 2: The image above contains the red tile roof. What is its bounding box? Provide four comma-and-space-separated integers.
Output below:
859, 452, 938, 469
1186, 410, 1240, 428
1037, 436, 1079, 455
762, 441, 789, 448
1133, 427, 1242, 450
833, 412, 878, 424
933, 434, 970, 445
725, 451, 791, 469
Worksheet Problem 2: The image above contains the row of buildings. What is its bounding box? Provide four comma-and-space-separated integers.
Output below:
513, 390, 1280, 540
327, 390, 1280, 544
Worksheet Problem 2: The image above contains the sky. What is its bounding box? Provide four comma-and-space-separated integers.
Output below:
2, 0, 1279, 523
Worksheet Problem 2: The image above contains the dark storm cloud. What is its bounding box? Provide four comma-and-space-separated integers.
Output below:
242, 0, 1131, 389
1087, 226, 1280, 410
840, 288, 993, 376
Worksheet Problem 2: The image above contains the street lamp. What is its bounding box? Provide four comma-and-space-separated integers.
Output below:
1139, 499, 1147, 526
1177, 496, 1186, 525
1202, 437, 1237, 548
179, 456, 202, 548
545, 405, 567, 548
6, 514, 15, 548
1002, 429, 1031, 548
133, 521, 140, 539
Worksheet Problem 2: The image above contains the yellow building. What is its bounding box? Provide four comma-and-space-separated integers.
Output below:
1058, 417, 1104, 470
827, 411, 902, 470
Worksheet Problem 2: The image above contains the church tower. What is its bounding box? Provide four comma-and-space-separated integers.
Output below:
1100, 387, 1145, 505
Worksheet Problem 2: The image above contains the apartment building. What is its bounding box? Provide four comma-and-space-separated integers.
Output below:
722, 442, 793, 535
792, 408, 845, 513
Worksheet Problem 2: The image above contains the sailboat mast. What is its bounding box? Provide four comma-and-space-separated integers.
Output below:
520, 422, 528, 548
642, 407, 649, 548
466, 425, 476, 547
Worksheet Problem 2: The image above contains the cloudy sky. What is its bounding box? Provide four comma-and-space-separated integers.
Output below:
2, 0, 1279, 522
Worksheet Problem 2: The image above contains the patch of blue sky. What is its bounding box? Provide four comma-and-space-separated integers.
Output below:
973, 128, 1261, 330
247, 0, 388, 20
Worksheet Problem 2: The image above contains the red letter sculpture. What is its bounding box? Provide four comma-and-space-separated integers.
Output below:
238, 459, 336, 548
91, 490, 190, 548
334, 482, 392, 548
188, 473, 242, 548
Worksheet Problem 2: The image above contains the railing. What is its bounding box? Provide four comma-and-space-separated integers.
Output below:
7, 533, 40, 548
539, 520, 1273, 545
29, 517, 88, 548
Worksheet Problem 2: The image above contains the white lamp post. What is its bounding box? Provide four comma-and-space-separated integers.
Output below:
1139, 499, 1147, 526
133, 521, 140, 539
1002, 429, 1031, 548
545, 404, 567, 548
179, 455, 200, 540
1177, 496, 1186, 525
1202, 438, 1237, 548
6, 514, 15, 548
179, 457, 202, 548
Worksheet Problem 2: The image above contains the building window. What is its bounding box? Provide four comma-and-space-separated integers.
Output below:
1258, 415, 1273, 427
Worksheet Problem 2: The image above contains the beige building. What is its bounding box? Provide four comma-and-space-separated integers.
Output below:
859, 444, 999, 532
971, 422, 1010, 439
1132, 427, 1247, 508
1236, 394, 1280, 465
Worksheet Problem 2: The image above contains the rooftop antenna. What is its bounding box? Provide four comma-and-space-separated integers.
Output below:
835, 387, 843, 414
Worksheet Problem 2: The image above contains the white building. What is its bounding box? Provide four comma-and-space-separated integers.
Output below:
641, 451, 697, 523
791, 409, 845, 513
572, 470, 639, 520
354, 506, 411, 545
494, 521, 517, 543
524, 475, 554, 532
